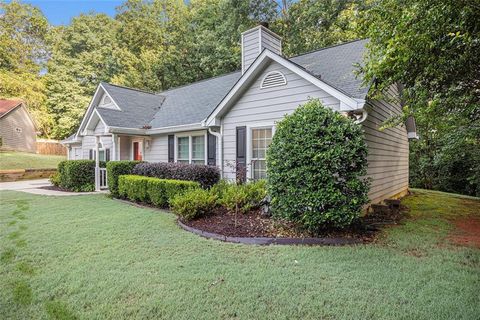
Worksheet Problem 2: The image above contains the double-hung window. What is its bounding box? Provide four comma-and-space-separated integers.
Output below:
176, 134, 206, 165
251, 127, 272, 180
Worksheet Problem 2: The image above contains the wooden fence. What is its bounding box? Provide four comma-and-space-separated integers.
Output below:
36, 139, 67, 155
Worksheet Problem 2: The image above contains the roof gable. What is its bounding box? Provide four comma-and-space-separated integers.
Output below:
0, 100, 22, 118
205, 48, 366, 126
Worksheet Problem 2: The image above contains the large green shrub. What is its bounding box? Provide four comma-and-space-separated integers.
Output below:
217, 180, 266, 214
55, 160, 105, 192
107, 161, 141, 197
267, 99, 370, 232
117, 175, 200, 207
170, 188, 217, 221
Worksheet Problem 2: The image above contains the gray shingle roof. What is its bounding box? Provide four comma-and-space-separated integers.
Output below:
99, 39, 369, 129
98, 82, 163, 128
149, 71, 241, 128
290, 39, 369, 99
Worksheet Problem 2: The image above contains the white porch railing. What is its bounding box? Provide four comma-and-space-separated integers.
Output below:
99, 168, 108, 190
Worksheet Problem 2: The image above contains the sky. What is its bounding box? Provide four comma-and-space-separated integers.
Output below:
16, 0, 124, 25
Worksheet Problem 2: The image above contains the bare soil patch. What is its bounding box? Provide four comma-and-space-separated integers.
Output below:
448, 216, 480, 248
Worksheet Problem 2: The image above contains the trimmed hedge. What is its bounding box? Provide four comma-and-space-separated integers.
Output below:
217, 180, 267, 214
132, 162, 220, 189
118, 175, 200, 208
55, 160, 105, 192
171, 188, 217, 221
107, 161, 142, 197
267, 99, 370, 232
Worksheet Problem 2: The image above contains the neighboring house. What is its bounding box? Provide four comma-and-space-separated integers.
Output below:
0, 99, 37, 153
62, 25, 417, 204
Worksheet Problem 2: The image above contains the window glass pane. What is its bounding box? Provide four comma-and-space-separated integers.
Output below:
98, 150, 105, 161
253, 160, 267, 180
177, 137, 189, 160
251, 128, 272, 180
192, 136, 205, 163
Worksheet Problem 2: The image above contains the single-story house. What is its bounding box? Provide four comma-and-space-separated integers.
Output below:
0, 99, 37, 153
62, 25, 416, 204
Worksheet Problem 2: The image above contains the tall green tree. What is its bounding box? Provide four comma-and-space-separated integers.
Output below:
273, 0, 367, 56
188, 0, 279, 78
45, 13, 120, 139
359, 0, 480, 196
0, 0, 51, 135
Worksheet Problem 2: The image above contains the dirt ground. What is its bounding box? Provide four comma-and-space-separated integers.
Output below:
448, 216, 480, 248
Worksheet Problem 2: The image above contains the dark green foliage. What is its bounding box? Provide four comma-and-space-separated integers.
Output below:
267, 99, 369, 232
55, 160, 105, 192
106, 161, 141, 197
170, 188, 217, 221
117, 175, 200, 208
133, 162, 220, 189
217, 180, 267, 214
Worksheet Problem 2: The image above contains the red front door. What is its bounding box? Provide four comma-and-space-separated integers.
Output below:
133, 142, 142, 160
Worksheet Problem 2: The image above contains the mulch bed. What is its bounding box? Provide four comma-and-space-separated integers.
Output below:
181, 205, 408, 243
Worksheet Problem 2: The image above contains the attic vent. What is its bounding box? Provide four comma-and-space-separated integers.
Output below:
260, 71, 287, 89
101, 95, 112, 105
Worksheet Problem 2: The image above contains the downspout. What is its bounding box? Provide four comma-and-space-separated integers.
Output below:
354, 109, 368, 124
208, 127, 223, 178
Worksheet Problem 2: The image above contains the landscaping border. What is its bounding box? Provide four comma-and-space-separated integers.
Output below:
177, 219, 364, 246
114, 198, 365, 246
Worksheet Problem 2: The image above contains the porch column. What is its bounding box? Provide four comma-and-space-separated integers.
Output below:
112, 134, 117, 161
95, 135, 100, 191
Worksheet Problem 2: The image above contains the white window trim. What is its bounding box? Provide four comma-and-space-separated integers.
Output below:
246, 123, 275, 180
260, 71, 287, 89
174, 132, 207, 165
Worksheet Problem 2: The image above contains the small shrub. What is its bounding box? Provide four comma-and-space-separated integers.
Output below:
117, 175, 199, 207
133, 162, 220, 189
267, 99, 370, 232
170, 188, 217, 221
55, 160, 106, 192
107, 161, 141, 197
218, 180, 267, 214
49, 172, 60, 187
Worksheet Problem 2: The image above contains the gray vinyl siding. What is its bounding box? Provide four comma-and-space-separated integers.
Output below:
242, 27, 281, 72
242, 30, 260, 71
222, 61, 341, 180
0, 105, 36, 153
261, 31, 281, 55
80, 119, 112, 159
363, 85, 409, 203
119, 136, 131, 160
145, 134, 168, 162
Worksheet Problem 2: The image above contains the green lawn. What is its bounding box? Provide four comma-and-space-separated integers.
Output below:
0, 151, 65, 170
1, 189, 479, 319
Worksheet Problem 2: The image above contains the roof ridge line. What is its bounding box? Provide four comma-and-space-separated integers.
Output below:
288, 38, 367, 60
155, 70, 241, 94
101, 82, 158, 95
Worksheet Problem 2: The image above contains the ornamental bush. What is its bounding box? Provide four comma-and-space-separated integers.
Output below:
170, 188, 217, 221
217, 180, 267, 214
267, 99, 370, 232
132, 162, 220, 189
107, 161, 142, 197
117, 175, 200, 207
55, 160, 105, 192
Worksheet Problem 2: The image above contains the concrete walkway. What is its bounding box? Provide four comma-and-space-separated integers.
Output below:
0, 179, 103, 196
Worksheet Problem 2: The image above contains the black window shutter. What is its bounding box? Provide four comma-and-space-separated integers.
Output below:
89, 149, 93, 160
236, 126, 247, 183
168, 135, 174, 162
105, 148, 110, 162
207, 132, 216, 166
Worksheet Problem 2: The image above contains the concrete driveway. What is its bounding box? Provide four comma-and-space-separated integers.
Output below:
0, 179, 100, 196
